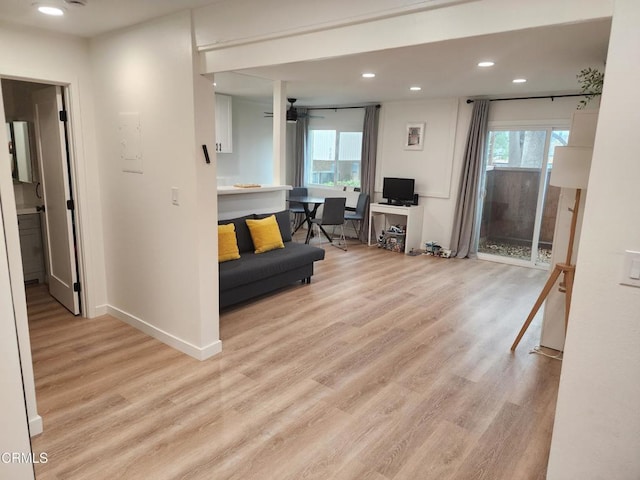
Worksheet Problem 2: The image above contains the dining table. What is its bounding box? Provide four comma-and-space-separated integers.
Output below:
288, 195, 333, 244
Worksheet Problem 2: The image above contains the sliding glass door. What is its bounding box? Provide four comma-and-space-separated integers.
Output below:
477, 126, 569, 268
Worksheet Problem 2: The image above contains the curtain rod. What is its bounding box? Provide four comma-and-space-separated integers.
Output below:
465, 93, 598, 104
306, 104, 381, 111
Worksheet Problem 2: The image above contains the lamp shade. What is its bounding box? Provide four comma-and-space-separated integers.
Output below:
550, 146, 593, 189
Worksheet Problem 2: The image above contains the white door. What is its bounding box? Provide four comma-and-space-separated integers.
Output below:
0, 207, 35, 480
33, 86, 80, 314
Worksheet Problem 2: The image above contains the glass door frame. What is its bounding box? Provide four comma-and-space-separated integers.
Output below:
475, 120, 571, 270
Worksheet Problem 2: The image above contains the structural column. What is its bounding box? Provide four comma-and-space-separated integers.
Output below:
272, 80, 287, 184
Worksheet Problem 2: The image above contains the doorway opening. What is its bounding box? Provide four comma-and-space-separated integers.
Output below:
2, 78, 83, 315
477, 126, 570, 268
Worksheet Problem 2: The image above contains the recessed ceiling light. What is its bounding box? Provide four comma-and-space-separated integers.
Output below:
37, 5, 65, 16
409, 86, 422, 91
477, 61, 495, 68
213, 82, 217, 86
512, 78, 527, 84
362, 73, 376, 78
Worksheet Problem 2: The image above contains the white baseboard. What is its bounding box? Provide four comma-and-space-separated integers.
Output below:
92, 304, 108, 317
106, 306, 222, 361
29, 415, 43, 437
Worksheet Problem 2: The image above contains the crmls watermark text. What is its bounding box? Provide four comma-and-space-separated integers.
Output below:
1, 452, 48, 464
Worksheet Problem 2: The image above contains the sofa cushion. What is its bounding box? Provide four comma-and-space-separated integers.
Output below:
218, 214, 254, 253
254, 210, 292, 242
219, 242, 325, 291
218, 223, 241, 262
245, 215, 285, 254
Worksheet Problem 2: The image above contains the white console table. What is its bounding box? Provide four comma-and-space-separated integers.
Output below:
368, 203, 424, 254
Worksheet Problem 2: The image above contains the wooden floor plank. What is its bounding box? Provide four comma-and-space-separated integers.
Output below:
29, 241, 561, 479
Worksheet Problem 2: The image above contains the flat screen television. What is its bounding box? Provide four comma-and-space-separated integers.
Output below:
382, 177, 415, 205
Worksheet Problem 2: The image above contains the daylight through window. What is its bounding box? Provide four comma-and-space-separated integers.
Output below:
307, 108, 364, 188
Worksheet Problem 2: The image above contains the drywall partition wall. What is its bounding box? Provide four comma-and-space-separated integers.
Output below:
194, 0, 470, 48
0, 23, 107, 319
378, 98, 458, 199
0, 22, 108, 436
217, 97, 274, 185
91, 11, 220, 359
191, 31, 220, 352
197, 0, 613, 73
547, 0, 640, 477
376, 97, 461, 247
0, 213, 34, 479
487, 97, 582, 124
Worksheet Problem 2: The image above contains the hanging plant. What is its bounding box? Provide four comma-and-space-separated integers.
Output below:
577, 67, 604, 109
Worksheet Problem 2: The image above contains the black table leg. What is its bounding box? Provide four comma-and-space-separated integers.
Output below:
304, 203, 322, 244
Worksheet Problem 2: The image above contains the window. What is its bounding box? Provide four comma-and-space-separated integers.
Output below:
486, 130, 569, 167
307, 108, 364, 188
478, 126, 569, 267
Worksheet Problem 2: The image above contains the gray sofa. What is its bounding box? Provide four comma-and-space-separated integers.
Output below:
218, 210, 325, 308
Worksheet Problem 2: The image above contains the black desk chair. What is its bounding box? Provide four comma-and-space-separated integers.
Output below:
311, 197, 347, 250
288, 187, 307, 234
344, 192, 369, 241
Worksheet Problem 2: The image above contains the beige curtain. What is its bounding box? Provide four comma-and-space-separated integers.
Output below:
293, 108, 308, 186
450, 100, 490, 258
359, 105, 380, 241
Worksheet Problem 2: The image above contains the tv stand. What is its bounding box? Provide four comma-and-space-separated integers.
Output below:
379, 200, 411, 206
368, 203, 424, 254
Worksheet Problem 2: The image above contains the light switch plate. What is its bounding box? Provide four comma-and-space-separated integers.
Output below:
620, 250, 640, 288
171, 187, 179, 206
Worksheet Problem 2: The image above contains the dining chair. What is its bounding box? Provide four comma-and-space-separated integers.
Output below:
344, 192, 370, 241
288, 187, 307, 234
311, 197, 347, 250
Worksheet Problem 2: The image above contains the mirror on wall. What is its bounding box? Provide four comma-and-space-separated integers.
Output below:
6, 121, 34, 183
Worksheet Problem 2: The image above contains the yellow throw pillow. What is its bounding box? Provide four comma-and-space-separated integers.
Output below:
245, 215, 285, 254
218, 223, 241, 262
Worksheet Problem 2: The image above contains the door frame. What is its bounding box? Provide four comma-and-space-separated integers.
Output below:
0, 73, 90, 436
475, 119, 571, 269
1, 76, 88, 314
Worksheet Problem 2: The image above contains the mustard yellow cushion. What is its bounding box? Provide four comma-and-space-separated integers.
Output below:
218, 223, 241, 262
245, 215, 285, 254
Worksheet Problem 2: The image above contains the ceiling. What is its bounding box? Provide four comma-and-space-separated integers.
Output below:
0, 0, 610, 106
0, 0, 220, 37
215, 18, 610, 106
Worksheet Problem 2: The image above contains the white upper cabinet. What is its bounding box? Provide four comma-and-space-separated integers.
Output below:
215, 94, 233, 154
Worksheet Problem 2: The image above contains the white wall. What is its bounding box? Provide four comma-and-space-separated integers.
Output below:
376, 97, 460, 246
0, 214, 34, 479
374, 96, 579, 250
90, 11, 220, 359
194, 0, 466, 48
0, 24, 107, 319
547, 0, 640, 477
217, 97, 273, 185
0, 22, 109, 436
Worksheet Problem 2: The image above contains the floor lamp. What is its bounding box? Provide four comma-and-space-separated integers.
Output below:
511, 146, 593, 351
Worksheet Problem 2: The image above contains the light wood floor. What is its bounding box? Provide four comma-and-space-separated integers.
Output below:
29, 240, 561, 480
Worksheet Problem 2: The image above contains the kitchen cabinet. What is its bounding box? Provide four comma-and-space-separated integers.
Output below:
18, 213, 45, 283
215, 94, 233, 153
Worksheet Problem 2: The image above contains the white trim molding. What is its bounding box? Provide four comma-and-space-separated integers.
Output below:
106, 306, 222, 361
29, 415, 43, 437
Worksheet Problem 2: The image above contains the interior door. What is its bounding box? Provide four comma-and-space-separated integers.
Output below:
33, 86, 80, 315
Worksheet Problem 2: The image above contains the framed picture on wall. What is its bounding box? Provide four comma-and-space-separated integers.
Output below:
404, 122, 425, 150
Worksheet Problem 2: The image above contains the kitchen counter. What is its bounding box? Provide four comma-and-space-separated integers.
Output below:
217, 185, 292, 220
